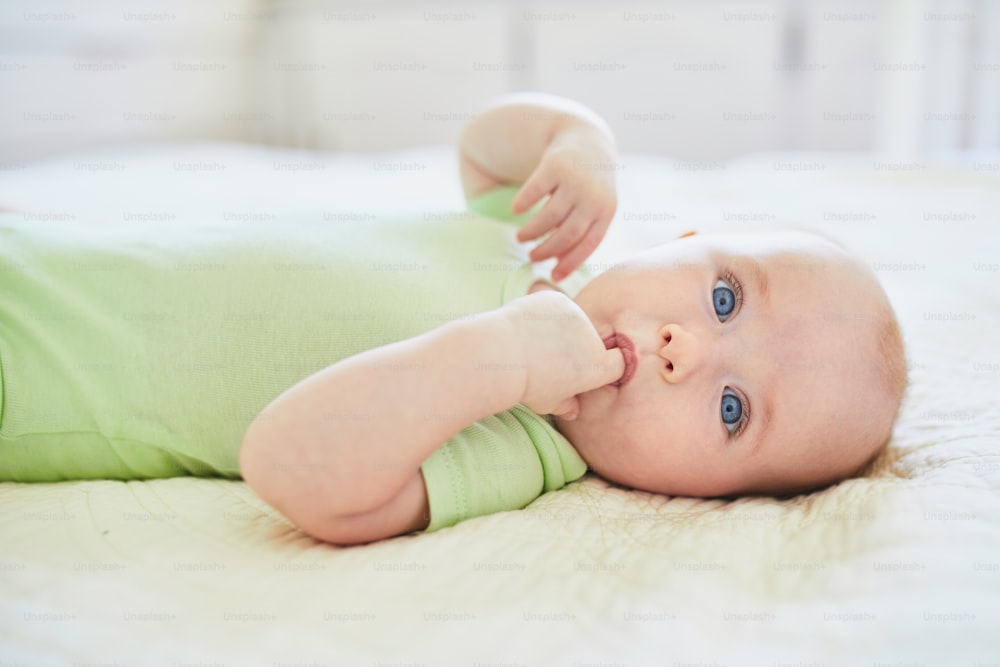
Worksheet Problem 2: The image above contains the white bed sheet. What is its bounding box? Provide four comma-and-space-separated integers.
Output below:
1, 143, 999, 666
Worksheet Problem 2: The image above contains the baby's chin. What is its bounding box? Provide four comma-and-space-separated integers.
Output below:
551, 412, 584, 448
551, 413, 603, 466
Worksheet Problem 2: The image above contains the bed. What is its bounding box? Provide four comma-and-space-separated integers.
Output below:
1, 143, 998, 665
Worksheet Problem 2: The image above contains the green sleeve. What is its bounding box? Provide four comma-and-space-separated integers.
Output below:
467, 186, 541, 227
418, 404, 589, 532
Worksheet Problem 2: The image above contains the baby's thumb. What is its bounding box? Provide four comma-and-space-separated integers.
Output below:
600, 346, 627, 387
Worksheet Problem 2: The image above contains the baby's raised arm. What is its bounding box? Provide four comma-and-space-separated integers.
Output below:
459, 93, 618, 281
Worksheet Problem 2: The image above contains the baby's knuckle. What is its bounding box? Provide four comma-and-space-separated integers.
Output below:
548, 151, 575, 174
542, 209, 564, 228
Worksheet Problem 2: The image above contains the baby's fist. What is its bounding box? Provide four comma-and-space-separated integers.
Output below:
500, 291, 624, 419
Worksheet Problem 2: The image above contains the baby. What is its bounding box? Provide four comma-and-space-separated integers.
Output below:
0, 93, 905, 546
239, 93, 907, 544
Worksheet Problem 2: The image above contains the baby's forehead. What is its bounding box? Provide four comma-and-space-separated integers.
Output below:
705, 229, 844, 260
705, 230, 858, 283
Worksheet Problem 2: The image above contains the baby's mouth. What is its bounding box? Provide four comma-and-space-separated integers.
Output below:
603, 333, 637, 387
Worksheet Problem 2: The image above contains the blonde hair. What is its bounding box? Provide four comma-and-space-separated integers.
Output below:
848, 296, 908, 479
795, 227, 909, 479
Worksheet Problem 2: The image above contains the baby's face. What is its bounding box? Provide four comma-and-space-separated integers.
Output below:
555, 230, 896, 497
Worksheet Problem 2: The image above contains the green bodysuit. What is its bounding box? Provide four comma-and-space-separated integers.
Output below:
0, 187, 590, 531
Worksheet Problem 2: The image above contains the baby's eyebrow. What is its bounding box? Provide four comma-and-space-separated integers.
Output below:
735, 259, 773, 455
745, 258, 771, 309
748, 389, 774, 455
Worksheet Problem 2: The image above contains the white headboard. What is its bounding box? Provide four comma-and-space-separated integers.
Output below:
0, 0, 996, 164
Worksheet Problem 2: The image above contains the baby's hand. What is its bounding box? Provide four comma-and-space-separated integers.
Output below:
511, 124, 618, 282
501, 291, 624, 420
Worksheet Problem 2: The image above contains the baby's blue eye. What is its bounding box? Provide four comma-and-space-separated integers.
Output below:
721, 390, 743, 432
713, 279, 736, 321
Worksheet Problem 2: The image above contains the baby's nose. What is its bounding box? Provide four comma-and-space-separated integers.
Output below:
657, 323, 706, 383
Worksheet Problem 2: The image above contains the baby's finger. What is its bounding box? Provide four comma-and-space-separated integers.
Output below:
529, 207, 591, 262
512, 168, 556, 215
517, 191, 572, 243
549, 221, 605, 281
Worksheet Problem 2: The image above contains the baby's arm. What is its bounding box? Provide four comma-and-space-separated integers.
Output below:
239, 292, 623, 545
459, 93, 618, 281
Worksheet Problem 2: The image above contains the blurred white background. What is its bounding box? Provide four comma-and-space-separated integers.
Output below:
0, 0, 997, 163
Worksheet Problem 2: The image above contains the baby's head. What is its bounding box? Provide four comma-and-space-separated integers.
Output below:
555, 229, 906, 498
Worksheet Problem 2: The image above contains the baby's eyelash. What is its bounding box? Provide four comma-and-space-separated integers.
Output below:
726, 388, 752, 442
729, 400, 750, 440
722, 269, 745, 313
719, 268, 749, 441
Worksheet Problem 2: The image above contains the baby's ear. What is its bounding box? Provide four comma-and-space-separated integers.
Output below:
678, 230, 697, 239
